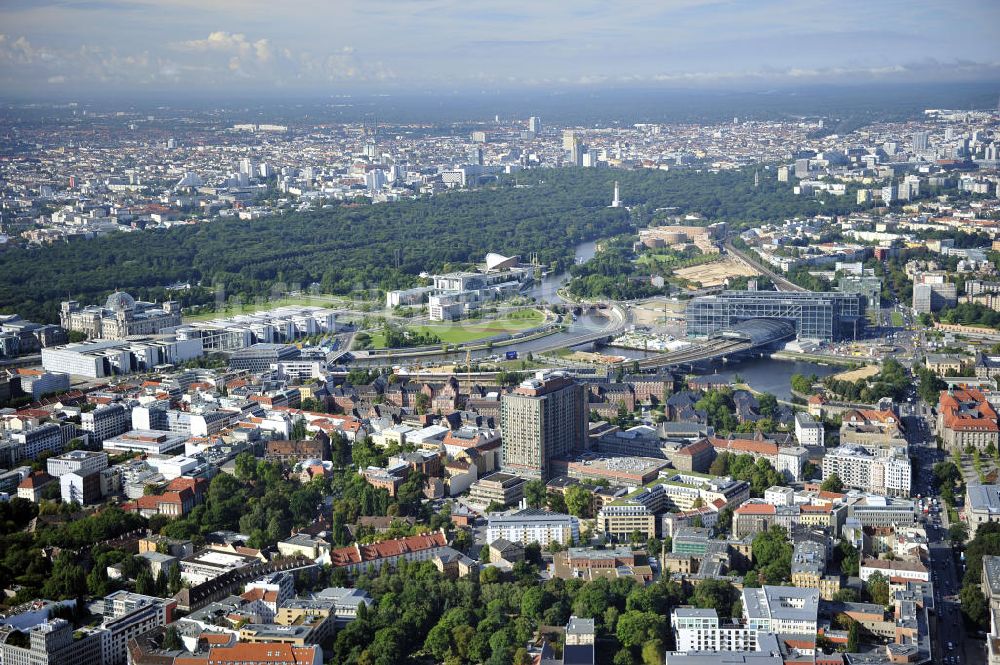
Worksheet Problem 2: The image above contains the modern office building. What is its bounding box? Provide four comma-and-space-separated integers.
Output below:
102, 429, 188, 456
845, 495, 916, 528
15, 370, 70, 400
60, 292, 181, 340
838, 273, 882, 313
912, 272, 958, 313
467, 471, 526, 507
598, 472, 750, 541
0, 618, 103, 665
179, 549, 261, 586
228, 343, 300, 373
501, 371, 587, 479
685, 290, 865, 341
41, 336, 203, 378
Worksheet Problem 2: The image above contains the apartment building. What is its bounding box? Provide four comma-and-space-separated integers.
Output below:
859, 558, 929, 584
598, 472, 749, 541
500, 371, 586, 479
9, 423, 64, 461
672, 608, 758, 653
328, 532, 448, 577
839, 408, 908, 454
486, 508, 580, 547
81, 403, 129, 444
794, 412, 824, 447
821, 445, 910, 497
981, 555, 1000, 665
790, 540, 839, 600
99, 590, 175, 665
741, 586, 819, 634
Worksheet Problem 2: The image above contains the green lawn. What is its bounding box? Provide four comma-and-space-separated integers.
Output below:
891, 311, 904, 327
369, 309, 544, 349
183, 294, 350, 322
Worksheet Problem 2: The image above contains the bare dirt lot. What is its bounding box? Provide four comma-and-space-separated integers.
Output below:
673, 256, 759, 288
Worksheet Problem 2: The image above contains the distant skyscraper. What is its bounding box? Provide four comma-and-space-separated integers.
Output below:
365, 169, 387, 192
912, 131, 930, 153
239, 158, 254, 176
562, 130, 577, 151
611, 181, 622, 208
529, 116, 542, 134
501, 371, 587, 479
754, 170, 760, 188
467, 146, 483, 166
794, 158, 810, 179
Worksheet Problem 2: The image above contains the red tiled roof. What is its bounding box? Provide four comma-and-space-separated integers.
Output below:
197, 643, 319, 664
940, 388, 1000, 432
17, 471, 53, 489
735, 502, 775, 515
707, 436, 778, 456
330, 532, 446, 568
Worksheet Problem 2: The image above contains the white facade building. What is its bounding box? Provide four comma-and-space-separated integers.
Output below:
741, 586, 819, 635
822, 445, 910, 497
672, 608, 758, 652
486, 508, 580, 547
100, 591, 173, 665
794, 413, 824, 447
47, 450, 108, 477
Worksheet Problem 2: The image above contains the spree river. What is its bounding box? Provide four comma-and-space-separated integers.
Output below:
364, 237, 843, 393
686, 355, 838, 400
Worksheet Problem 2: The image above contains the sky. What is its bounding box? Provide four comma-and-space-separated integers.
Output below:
1, 0, 999, 98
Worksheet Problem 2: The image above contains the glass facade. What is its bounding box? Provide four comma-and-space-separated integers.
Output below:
686, 291, 865, 341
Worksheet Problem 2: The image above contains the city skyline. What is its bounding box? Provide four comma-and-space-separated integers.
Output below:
0, 0, 999, 97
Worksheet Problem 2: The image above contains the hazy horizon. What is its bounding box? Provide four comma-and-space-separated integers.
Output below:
1, 0, 999, 99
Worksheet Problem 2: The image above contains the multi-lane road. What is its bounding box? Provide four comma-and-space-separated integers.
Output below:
908, 404, 982, 664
